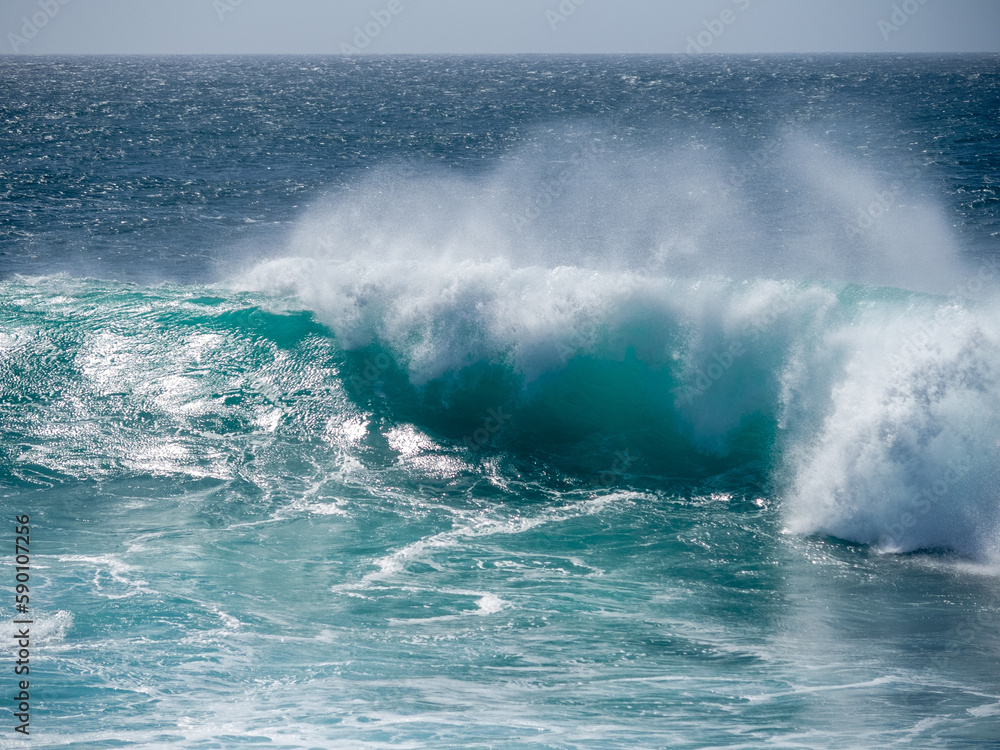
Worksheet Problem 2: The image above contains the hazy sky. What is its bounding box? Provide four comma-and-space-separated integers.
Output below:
3, 0, 999, 55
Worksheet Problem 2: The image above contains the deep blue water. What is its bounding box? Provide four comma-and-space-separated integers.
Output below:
2, 55, 1000, 748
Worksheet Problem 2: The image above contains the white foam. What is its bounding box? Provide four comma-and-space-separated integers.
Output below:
783, 295, 1000, 563
0, 610, 73, 644
234, 133, 999, 563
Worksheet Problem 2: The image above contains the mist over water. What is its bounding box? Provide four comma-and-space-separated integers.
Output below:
252, 128, 970, 291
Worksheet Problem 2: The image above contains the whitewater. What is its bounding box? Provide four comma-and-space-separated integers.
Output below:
1, 55, 999, 748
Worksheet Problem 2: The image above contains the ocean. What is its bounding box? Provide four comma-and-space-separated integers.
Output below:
1, 54, 999, 748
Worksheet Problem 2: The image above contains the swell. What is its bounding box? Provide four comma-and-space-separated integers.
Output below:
4, 253, 1000, 562
237, 250, 1000, 562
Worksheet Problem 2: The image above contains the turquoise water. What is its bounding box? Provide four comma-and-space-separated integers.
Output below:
2, 56, 1000, 748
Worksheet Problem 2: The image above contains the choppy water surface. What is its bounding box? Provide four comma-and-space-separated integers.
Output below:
2, 55, 999, 748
